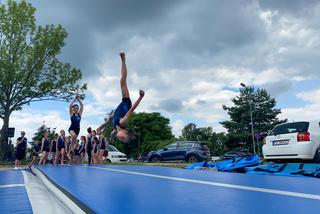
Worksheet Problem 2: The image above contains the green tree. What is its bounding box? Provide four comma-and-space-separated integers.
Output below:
180, 123, 199, 141
0, 1, 86, 158
220, 86, 286, 152
205, 132, 228, 156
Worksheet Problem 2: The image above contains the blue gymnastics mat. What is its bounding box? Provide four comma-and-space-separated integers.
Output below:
32, 165, 320, 214
0, 170, 32, 214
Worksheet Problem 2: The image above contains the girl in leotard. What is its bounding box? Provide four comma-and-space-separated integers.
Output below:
85, 127, 93, 164
51, 133, 58, 164
67, 136, 73, 164
56, 130, 66, 165
112, 52, 145, 143
74, 139, 84, 164
92, 136, 99, 164
28, 139, 42, 168
97, 129, 107, 164
80, 136, 86, 163
39, 131, 50, 164
68, 95, 83, 146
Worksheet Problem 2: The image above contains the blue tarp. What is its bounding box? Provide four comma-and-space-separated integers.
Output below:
246, 162, 320, 178
186, 158, 320, 178
185, 155, 261, 172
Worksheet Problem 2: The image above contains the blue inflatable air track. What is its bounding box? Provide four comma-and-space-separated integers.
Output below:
34, 165, 320, 214
0, 170, 32, 214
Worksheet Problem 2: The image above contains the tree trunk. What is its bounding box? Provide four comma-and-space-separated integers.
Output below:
0, 114, 10, 160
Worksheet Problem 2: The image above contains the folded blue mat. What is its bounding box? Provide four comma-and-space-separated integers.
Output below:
246, 162, 320, 178
185, 155, 261, 172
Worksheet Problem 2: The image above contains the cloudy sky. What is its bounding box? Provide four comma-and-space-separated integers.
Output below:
2, 0, 320, 140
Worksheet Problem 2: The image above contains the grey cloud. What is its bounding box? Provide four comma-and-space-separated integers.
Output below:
259, 0, 319, 15
28, 0, 184, 78
158, 98, 183, 113
266, 80, 293, 97
196, 99, 207, 105
21, 0, 320, 111
28, 0, 269, 77
170, 0, 266, 56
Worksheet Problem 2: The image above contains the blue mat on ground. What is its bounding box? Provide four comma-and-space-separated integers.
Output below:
35, 165, 320, 214
185, 155, 261, 172
0, 170, 32, 214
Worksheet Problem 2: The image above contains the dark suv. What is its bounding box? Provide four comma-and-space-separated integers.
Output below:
147, 141, 211, 163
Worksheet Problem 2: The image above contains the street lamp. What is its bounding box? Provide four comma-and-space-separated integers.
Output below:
240, 83, 256, 155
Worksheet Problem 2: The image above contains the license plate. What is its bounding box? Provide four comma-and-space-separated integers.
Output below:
272, 140, 289, 146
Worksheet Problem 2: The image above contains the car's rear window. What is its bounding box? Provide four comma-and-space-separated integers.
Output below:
269, 122, 309, 135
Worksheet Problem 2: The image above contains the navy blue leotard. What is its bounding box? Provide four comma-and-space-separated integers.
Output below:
52, 140, 57, 153
58, 137, 65, 151
43, 138, 50, 152
112, 98, 132, 129
69, 113, 81, 135
33, 143, 42, 156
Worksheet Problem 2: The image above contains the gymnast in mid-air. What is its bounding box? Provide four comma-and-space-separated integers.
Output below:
98, 52, 145, 143
68, 95, 83, 145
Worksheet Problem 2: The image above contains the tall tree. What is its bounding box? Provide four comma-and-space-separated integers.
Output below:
0, 1, 86, 157
181, 123, 199, 141
220, 86, 286, 151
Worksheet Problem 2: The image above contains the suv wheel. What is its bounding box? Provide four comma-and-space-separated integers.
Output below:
187, 155, 200, 163
150, 156, 160, 163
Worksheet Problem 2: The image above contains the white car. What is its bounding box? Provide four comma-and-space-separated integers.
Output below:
263, 121, 320, 162
105, 145, 127, 163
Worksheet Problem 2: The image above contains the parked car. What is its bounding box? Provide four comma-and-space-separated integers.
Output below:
222, 151, 251, 160
262, 121, 320, 162
105, 145, 127, 163
147, 141, 211, 163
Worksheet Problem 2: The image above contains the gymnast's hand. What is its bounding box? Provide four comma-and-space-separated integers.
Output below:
139, 90, 145, 98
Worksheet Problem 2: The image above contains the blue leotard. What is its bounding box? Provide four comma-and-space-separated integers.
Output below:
113, 98, 132, 129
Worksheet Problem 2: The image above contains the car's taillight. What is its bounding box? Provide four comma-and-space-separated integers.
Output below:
297, 132, 310, 142
263, 137, 266, 145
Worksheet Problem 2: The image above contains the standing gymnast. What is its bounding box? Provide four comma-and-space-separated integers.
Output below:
97, 129, 106, 164
80, 136, 86, 163
112, 52, 145, 143
73, 139, 83, 164
28, 139, 41, 168
56, 130, 66, 165
66, 136, 74, 164
51, 133, 58, 164
39, 131, 50, 165
92, 136, 99, 164
68, 95, 83, 145
85, 127, 93, 164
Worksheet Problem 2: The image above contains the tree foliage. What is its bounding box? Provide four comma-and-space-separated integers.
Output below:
0, 1, 86, 157
220, 86, 287, 151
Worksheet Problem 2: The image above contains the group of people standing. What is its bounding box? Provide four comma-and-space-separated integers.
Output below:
27, 127, 108, 168
14, 52, 145, 169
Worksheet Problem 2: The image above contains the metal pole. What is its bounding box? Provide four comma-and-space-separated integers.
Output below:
249, 98, 256, 155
